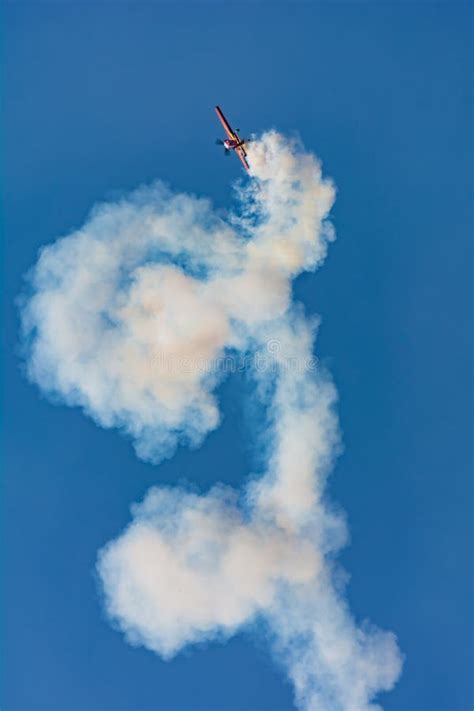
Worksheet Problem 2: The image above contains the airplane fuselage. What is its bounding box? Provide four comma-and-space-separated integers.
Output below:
224, 138, 245, 150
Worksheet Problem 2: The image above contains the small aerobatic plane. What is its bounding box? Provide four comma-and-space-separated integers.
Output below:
215, 105, 250, 171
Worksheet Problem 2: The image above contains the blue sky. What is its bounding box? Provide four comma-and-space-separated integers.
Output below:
2, 2, 472, 710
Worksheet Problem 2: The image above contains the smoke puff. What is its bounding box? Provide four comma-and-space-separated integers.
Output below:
21, 131, 403, 710
98, 486, 320, 658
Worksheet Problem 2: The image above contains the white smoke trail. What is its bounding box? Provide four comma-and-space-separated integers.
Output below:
21, 132, 403, 710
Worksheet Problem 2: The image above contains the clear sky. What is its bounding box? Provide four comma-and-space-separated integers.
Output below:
2, 2, 472, 711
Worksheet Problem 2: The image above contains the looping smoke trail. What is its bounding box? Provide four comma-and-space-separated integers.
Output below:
21, 131, 403, 710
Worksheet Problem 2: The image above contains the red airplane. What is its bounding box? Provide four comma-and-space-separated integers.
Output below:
215, 105, 250, 171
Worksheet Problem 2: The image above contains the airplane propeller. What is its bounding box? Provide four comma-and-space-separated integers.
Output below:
215, 139, 231, 155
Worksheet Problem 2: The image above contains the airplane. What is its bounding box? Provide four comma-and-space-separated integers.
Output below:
214, 105, 250, 171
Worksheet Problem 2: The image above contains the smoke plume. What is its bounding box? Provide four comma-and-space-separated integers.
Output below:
21, 132, 403, 710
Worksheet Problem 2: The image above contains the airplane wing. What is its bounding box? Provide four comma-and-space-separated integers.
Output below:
236, 145, 250, 171
215, 105, 237, 141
